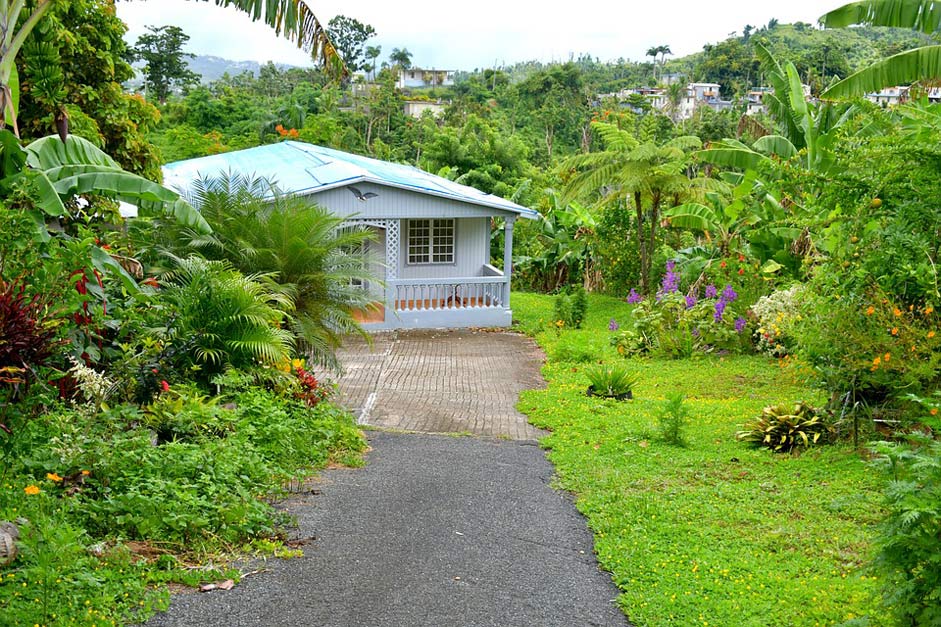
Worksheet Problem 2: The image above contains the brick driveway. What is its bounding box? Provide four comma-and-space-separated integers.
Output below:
331, 330, 546, 440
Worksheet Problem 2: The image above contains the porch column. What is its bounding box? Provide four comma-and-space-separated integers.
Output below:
385, 219, 400, 320
503, 216, 515, 309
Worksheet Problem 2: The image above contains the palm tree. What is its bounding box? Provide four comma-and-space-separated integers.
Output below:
168, 174, 378, 369
819, 1, 941, 98
665, 81, 686, 122
562, 122, 701, 295
646, 45, 672, 83
0, 0, 346, 132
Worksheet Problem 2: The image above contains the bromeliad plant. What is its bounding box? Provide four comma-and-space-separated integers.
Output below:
736, 401, 831, 452
585, 363, 638, 399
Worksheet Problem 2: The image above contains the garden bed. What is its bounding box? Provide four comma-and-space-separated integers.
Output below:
513, 292, 885, 626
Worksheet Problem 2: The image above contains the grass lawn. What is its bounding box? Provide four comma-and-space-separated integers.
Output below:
512, 292, 886, 627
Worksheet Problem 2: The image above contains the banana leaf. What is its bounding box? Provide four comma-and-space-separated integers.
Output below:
821, 45, 941, 99
820, 0, 941, 32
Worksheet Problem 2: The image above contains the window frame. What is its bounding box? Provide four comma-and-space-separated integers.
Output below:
406, 218, 456, 266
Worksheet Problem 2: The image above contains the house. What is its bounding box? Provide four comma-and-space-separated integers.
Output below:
396, 68, 455, 90
162, 141, 539, 330
865, 85, 910, 107
403, 99, 447, 119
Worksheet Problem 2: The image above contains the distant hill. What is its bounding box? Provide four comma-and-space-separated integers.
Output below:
186, 55, 304, 83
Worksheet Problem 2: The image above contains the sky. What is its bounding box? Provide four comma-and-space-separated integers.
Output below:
116, 1, 849, 71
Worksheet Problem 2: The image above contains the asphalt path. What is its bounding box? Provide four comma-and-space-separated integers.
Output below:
146, 431, 630, 627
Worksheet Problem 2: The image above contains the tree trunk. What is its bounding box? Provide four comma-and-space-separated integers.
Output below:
646, 191, 662, 293
634, 191, 648, 295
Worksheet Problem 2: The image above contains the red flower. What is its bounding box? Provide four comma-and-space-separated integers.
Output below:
160, 380, 170, 392
738, 268, 745, 275
720, 260, 727, 269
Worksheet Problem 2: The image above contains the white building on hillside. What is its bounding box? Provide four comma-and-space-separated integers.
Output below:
396, 68, 455, 90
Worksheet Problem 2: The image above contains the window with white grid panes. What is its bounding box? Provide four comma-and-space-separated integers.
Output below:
408, 219, 454, 264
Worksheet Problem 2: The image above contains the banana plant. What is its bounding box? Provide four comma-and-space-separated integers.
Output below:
819, 1, 941, 99
1, 130, 209, 236
664, 170, 801, 273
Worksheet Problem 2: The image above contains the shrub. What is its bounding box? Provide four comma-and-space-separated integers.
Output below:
160, 257, 295, 382
657, 392, 689, 446
0, 277, 58, 388
585, 363, 638, 398
737, 401, 831, 452
554, 286, 588, 329
617, 265, 753, 358
751, 284, 804, 357
794, 288, 941, 406
870, 430, 941, 626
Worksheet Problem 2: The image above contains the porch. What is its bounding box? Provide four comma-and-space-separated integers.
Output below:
345, 217, 517, 330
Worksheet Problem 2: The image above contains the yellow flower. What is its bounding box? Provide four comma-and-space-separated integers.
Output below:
291, 358, 305, 370
555, 319, 564, 328
81, 470, 90, 476
883, 353, 891, 363
872, 356, 882, 366
46, 473, 62, 482
24, 485, 40, 495
929, 331, 937, 339
893, 308, 902, 317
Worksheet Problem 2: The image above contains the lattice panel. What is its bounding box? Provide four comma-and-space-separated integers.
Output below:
385, 219, 400, 280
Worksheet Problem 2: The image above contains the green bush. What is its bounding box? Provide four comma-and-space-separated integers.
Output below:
794, 287, 941, 406
736, 401, 831, 453
657, 392, 689, 446
553, 286, 588, 329
870, 430, 941, 626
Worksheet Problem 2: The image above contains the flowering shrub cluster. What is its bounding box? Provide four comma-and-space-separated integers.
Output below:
611, 261, 753, 358
794, 288, 940, 405
751, 285, 805, 357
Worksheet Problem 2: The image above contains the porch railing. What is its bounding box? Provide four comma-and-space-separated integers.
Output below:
391, 276, 507, 312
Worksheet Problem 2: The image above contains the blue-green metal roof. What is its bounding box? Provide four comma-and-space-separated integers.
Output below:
162, 141, 539, 219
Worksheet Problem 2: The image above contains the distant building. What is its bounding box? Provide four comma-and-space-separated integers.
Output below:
598, 82, 734, 120
404, 100, 447, 119
865, 86, 910, 107
396, 68, 455, 90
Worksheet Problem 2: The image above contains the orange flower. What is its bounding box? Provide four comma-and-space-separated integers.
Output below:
865, 306, 875, 316
883, 353, 891, 363
81, 470, 90, 476
931, 408, 938, 416
929, 331, 937, 339
24, 485, 40, 495
872, 356, 882, 366
893, 308, 902, 317
925, 306, 934, 315
46, 472, 62, 482
891, 327, 899, 336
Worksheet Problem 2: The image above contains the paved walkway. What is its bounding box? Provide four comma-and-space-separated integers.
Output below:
332, 330, 546, 440
145, 331, 630, 627
146, 432, 630, 627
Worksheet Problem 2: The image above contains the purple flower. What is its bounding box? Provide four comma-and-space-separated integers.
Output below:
662, 270, 680, 294
721, 284, 738, 303
704, 284, 718, 299
685, 294, 697, 309
692, 327, 701, 338
714, 299, 727, 322
608, 318, 620, 332
627, 289, 642, 304
735, 317, 747, 333
666, 260, 676, 272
